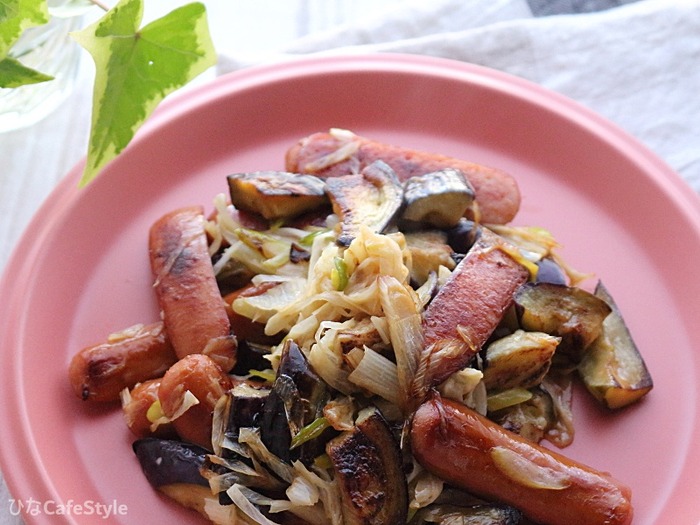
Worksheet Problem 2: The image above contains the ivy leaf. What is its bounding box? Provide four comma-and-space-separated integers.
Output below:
0, 54, 52, 87
0, 0, 49, 58
0, 0, 51, 88
71, 0, 217, 187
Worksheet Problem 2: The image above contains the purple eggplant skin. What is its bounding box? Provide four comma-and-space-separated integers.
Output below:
260, 340, 331, 464
325, 160, 404, 247
277, 338, 327, 399
260, 380, 293, 461
222, 384, 270, 460
446, 219, 480, 255
326, 406, 408, 525
401, 168, 475, 229
213, 254, 255, 296
535, 258, 567, 285
577, 280, 654, 409
409, 503, 522, 525
229, 340, 274, 377
133, 438, 209, 488
514, 282, 611, 368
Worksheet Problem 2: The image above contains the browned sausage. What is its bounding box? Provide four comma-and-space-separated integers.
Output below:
411, 394, 633, 525
285, 130, 521, 225
68, 322, 177, 402
149, 206, 237, 372
121, 379, 175, 438
158, 354, 232, 450
422, 228, 530, 387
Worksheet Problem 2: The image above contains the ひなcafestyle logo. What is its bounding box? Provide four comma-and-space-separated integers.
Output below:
8, 497, 127, 519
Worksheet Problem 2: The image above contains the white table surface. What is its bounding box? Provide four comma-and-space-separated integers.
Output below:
2, 0, 698, 523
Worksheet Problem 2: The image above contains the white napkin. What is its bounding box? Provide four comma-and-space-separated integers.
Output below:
219, 0, 700, 193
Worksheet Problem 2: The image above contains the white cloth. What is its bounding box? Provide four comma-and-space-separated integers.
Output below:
219, 0, 700, 193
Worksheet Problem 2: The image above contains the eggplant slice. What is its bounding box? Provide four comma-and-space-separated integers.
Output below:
577, 281, 653, 409
514, 282, 611, 368
260, 339, 331, 464
227, 171, 329, 221
483, 330, 560, 392
326, 406, 408, 525
324, 160, 404, 247
401, 168, 475, 228
409, 503, 522, 525
133, 438, 210, 489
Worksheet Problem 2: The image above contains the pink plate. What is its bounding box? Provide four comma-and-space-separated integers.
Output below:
1, 54, 699, 524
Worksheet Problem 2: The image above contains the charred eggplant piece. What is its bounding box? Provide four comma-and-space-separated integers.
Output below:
483, 330, 560, 391
422, 228, 530, 387
326, 406, 408, 525
514, 282, 611, 368
401, 168, 475, 228
227, 171, 328, 220
409, 503, 522, 525
260, 340, 330, 464
324, 160, 403, 246
206, 388, 289, 504
578, 281, 653, 409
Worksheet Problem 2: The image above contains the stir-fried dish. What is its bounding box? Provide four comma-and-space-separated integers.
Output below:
68, 129, 653, 525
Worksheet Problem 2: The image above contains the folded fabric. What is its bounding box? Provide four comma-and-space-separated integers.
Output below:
218, 0, 700, 192
527, 0, 641, 16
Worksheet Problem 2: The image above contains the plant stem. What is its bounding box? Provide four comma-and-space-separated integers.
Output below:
89, 0, 111, 12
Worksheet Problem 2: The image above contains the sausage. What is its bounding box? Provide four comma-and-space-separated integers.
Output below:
68, 322, 177, 402
158, 354, 233, 450
410, 394, 633, 525
149, 206, 237, 372
422, 228, 530, 387
121, 379, 175, 438
285, 130, 521, 225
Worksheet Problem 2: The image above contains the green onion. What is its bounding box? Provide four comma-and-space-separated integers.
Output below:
146, 400, 165, 423
290, 417, 330, 450
331, 256, 349, 291
298, 229, 327, 246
